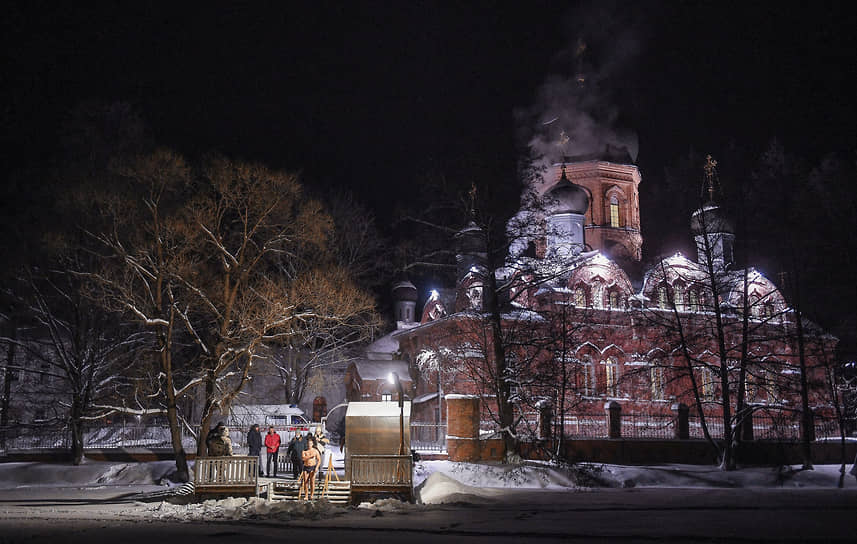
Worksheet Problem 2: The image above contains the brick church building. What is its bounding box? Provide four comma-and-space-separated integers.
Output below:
383, 157, 835, 451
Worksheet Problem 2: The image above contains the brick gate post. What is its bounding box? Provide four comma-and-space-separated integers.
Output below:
671, 402, 689, 439
605, 401, 621, 439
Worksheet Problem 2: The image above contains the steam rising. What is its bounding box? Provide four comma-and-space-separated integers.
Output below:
517, 2, 644, 173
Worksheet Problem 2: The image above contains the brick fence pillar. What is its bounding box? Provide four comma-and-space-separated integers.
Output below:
446, 394, 481, 461
605, 401, 621, 439
671, 402, 689, 439
800, 407, 815, 442
536, 399, 553, 441
740, 407, 754, 441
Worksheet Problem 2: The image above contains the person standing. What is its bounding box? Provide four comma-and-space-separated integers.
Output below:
313, 426, 330, 473
264, 426, 281, 478
300, 435, 322, 500
286, 433, 301, 479
247, 423, 263, 476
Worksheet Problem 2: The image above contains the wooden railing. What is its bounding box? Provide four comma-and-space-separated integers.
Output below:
194, 456, 259, 496
350, 454, 412, 488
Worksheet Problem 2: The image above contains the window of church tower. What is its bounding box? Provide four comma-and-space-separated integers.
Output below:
609, 196, 620, 227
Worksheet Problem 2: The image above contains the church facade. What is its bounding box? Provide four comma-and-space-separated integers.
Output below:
390, 158, 835, 448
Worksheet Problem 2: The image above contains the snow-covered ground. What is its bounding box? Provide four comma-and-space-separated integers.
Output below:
0, 457, 853, 511
0, 459, 179, 489
1, 459, 856, 543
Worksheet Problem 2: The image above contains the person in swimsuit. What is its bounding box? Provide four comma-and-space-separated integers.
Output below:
300, 435, 321, 500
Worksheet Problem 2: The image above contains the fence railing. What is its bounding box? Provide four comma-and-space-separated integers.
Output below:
563, 416, 608, 438
410, 422, 447, 452
3, 414, 853, 454
688, 415, 725, 440
622, 413, 676, 439
350, 454, 412, 488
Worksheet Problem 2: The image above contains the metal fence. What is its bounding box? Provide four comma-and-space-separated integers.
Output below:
0, 424, 199, 453
2, 415, 853, 454
688, 415, 725, 440
621, 413, 676, 439
563, 415, 608, 438
410, 422, 447, 452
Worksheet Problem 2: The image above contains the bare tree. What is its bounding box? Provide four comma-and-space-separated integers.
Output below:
180, 156, 379, 454
86, 148, 198, 480
1, 263, 148, 464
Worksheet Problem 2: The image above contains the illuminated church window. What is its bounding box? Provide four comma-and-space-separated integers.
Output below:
610, 195, 620, 227
605, 357, 620, 396
574, 286, 586, 307
650, 366, 665, 400
689, 289, 699, 312
658, 285, 669, 309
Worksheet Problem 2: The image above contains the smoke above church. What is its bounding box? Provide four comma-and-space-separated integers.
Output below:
516, 2, 644, 171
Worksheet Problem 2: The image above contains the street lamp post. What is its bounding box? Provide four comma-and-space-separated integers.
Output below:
388, 372, 405, 456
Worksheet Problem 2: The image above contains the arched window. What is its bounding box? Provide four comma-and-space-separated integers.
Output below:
688, 289, 699, 312
749, 291, 763, 318
673, 281, 685, 311
592, 279, 605, 309
605, 357, 620, 397
658, 285, 669, 309
700, 367, 716, 402
581, 357, 595, 395
574, 285, 586, 307
744, 372, 757, 402
609, 290, 620, 309
609, 195, 620, 227
650, 366, 665, 400
312, 396, 327, 422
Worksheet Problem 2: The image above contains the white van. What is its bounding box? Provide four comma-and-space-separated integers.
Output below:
227, 404, 312, 443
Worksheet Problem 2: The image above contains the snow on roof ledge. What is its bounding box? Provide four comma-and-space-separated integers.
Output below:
445, 394, 479, 400
413, 392, 439, 404
345, 401, 411, 418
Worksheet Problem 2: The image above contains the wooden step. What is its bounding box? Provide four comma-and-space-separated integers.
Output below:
266, 479, 351, 504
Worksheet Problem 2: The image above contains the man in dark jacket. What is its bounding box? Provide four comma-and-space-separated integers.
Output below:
264, 426, 282, 478
286, 432, 306, 479
247, 424, 263, 476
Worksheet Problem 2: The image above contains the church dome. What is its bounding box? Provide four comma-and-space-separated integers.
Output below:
545, 167, 589, 215
392, 279, 418, 302
690, 201, 734, 235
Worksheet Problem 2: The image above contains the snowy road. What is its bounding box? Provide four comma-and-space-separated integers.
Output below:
1, 486, 856, 543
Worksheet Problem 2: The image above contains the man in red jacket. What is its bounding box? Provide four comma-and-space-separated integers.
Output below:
264, 426, 282, 478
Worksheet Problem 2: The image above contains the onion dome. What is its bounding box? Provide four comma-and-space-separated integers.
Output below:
545, 166, 589, 215
690, 201, 734, 235
392, 279, 418, 302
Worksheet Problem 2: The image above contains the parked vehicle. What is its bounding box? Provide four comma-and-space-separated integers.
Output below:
226, 404, 312, 443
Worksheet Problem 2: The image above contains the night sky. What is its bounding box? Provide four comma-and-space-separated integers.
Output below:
2, 2, 856, 345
